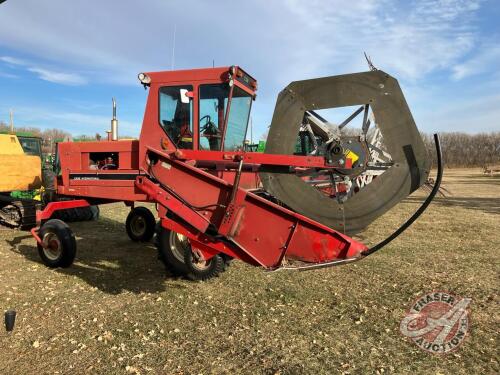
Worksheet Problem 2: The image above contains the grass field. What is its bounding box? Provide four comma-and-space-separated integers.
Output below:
0, 168, 498, 374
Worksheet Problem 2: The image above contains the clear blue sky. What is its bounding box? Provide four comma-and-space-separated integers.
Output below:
0, 0, 499, 139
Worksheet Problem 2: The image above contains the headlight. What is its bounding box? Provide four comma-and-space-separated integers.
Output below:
138, 73, 151, 85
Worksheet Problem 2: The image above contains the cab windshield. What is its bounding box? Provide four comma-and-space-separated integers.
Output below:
223, 86, 252, 151
18, 137, 42, 157
199, 84, 229, 150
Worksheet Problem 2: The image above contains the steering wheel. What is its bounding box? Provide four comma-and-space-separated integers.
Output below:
199, 115, 213, 131
200, 115, 220, 135
101, 163, 117, 170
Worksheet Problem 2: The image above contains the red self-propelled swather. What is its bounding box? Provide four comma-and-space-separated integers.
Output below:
30, 66, 442, 280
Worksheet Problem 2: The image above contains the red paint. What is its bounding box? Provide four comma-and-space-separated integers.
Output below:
32, 66, 367, 270
36, 200, 90, 224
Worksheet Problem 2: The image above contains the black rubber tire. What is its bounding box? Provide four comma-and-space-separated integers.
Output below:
220, 254, 233, 269
52, 205, 99, 222
41, 176, 96, 224
156, 227, 226, 280
183, 247, 226, 281
157, 227, 189, 276
72, 207, 88, 221
37, 219, 76, 268
90, 206, 100, 220
51, 209, 68, 222
125, 207, 156, 242
67, 208, 79, 221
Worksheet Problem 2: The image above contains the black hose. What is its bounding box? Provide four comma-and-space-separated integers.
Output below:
361, 133, 443, 256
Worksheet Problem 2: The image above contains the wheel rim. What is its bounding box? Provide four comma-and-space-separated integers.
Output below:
168, 231, 210, 270
130, 216, 146, 237
190, 249, 210, 271
42, 232, 62, 261
168, 231, 189, 262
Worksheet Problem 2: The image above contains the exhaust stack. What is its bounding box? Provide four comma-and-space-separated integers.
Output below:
109, 98, 118, 141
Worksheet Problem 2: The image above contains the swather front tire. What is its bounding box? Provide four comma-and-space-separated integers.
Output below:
157, 227, 226, 280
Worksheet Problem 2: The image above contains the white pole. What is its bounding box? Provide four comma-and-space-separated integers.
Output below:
9, 109, 13, 133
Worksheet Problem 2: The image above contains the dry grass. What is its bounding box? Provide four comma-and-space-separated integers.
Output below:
0, 168, 498, 374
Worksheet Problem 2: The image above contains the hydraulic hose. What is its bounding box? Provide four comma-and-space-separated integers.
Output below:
361, 133, 443, 256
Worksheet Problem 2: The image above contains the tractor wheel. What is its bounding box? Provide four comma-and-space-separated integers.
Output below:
157, 227, 189, 276
90, 206, 100, 220
157, 227, 226, 280
183, 245, 226, 281
126, 207, 156, 242
220, 254, 233, 268
52, 205, 100, 222
37, 219, 76, 268
73, 207, 90, 221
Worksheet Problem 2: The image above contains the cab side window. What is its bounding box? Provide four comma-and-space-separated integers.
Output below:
159, 85, 193, 149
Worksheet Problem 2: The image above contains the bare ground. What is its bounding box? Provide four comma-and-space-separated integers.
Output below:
0, 168, 498, 374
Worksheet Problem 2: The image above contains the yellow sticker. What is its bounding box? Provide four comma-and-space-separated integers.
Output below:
344, 149, 359, 163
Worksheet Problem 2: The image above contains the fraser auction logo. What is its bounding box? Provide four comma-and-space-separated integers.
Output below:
400, 291, 471, 354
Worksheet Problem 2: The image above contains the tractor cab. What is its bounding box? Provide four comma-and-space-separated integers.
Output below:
17, 135, 43, 158
138, 66, 256, 155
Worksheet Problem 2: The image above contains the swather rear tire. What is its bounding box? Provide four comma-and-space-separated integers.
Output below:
126, 207, 156, 242
37, 219, 76, 268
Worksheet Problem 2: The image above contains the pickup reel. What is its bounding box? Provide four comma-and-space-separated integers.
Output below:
261, 70, 430, 234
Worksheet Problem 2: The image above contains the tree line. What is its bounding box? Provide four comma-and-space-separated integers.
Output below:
0, 121, 110, 153
420, 132, 500, 168
0, 121, 71, 140
339, 128, 500, 168
1, 121, 498, 167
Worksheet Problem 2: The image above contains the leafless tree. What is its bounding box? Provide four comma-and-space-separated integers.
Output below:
422, 132, 500, 168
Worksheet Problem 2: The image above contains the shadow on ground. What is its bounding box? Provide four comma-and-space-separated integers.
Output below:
5, 217, 184, 295
453, 175, 500, 186
406, 196, 500, 215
